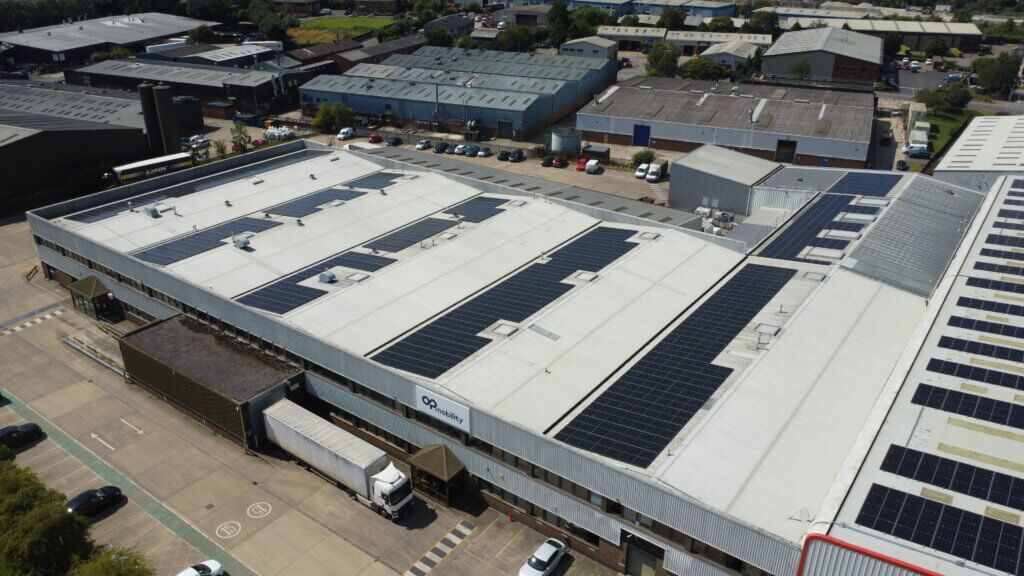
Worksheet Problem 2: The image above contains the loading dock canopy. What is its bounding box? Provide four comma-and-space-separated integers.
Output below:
68, 275, 109, 300
409, 444, 465, 481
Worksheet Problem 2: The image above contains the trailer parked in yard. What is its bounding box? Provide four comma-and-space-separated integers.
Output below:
263, 399, 413, 520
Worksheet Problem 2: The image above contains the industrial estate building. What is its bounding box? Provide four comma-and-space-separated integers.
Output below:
0, 13, 214, 66
761, 27, 882, 85
176, 45, 276, 68
698, 40, 759, 69
64, 58, 312, 113
577, 76, 875, 167
496, 4, 552, 27
596, 26, 771, 53
28, 131, 1023, 576
933, 115, 1024, 192
332, 35, 426, 72
770, 14, 984, 52
560, 36, 619, 59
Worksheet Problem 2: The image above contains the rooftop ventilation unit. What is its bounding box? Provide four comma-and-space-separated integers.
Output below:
144, 206, 160, 218
233, 236, 251, 249
318, 270, 336, 283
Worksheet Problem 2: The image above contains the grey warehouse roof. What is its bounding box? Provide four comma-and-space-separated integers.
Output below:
563, 36, 618, 48
70, 58, 279, 88
0, 82, 144, 128
344, 62, 568, 95
300, 75, 540, 111
383, 53, 590, 82
674, 145, 780, 186
935, 115, 1024, 173
0, 12, 216, 52
190, 44, 273, 63
700, 40, 760, 59
414, 45, 610, 72
765, 27, 882, 65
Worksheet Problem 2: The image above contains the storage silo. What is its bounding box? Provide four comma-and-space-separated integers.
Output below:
137, 83, 163, 155
551, 127, 582, 155
152, 85, 180, 157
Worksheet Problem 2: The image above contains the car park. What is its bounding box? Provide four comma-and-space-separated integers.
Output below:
552, 156, 567, 168
477, 147, 492, 157
176, 560, 223, 576
415, 139, 431, 150
541, 156, 554, 167
67, 486, 123, 517
386, 136, 402, 147
368, 132, 382, 143
509, 149, 524, 162
465, 145, 480, 157
576, 157, 588, 171
634, 163, 649, 178
454, 144, 468, 155
497, 150, 510, 161
0, 423, 42, 450
337, 127, 354, 140
519, 538, 566, 576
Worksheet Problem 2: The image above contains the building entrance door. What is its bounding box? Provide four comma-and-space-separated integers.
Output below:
632, 124, 651, 146
498, 120, 513, 138
625, 544, 658, 576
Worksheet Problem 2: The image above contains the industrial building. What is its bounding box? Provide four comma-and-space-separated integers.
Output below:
64, 58, 312, 113
699, 40, 759, 69
423, 13, 475, 39
177, 45, 276, 68
668, 145, 781, 215
30, 133, 1023, 576
933, 115, 1024, 192
577, 77, 875, 167
285, 40, 362, 66
773, 16, 984, 52
635, 0, 736, 16
333, 35, 426, 72
664, 30, 772, 54
0, 13, 216, 67
762, 27, 882, 85
496, 5, 552, 27
560, 36, 619, 59
596, 25, 668, 49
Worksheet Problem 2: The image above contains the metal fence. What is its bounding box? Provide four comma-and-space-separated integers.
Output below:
349, 126, 547, 159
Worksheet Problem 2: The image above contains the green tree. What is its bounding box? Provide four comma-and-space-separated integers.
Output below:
972, 52, 1023, 98
313, 102, 354, 133
632, 149, 655, 167
425, 26, 454, 46
924, 37, 948, 57
547, 0, 571, 46
70, 546, 155, 576
0, 462, 92, 576
646, 42, 680, 77
841, 22, 851, 30
882, 32, 902, 55
741, 11, 777, 35
620, 14, 640, 26
787, 58, 812, 79
0, 444, 12, 462
680, 57, 730, 79
186, 0, 234, 23
213, 140, 227, 158
498, 24, 534, 51
231, 121, 253, 153
455, 34, 476, 48
790, 21, 803, 31
705, 15, 735, 32
90, 47, 130, 62
916, 82, 972, 113
657, 6, 686, 30
186, 24, 218, 44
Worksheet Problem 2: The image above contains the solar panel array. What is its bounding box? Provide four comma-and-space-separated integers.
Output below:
926, 358, 1022, 391
999, 209, 1024, 219
343, 171, 403, 190
372, 227, 639, 379
881, 445, 1024, 512
958, 296, 1024, 317
444, 197, 507, 223
912, 384, 1024, 430
236, 250, 396, 314
988, 234, 1024, 249
134, 218, 282, 266
827, 172, 903, 197
759, 194, 859, 262
995, 221, 1024, 231
364, 218, 458, 253
949, 315, 1024, 339
967, 277, 1024, 295
938, 336, 1023, 363
554, 264, 795, 468
982, 248, 1024, 261
856, 484, 1024, 575
265, 187, 365, 218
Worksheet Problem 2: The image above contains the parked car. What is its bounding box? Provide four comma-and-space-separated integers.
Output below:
465, 145, 480, 157
433, 142, 449, 154
585, 159, 601, 174
552, 156, 567, 168
541, 155, 554, 167
910, 61, 920, 72
180, 135, 211, 152
509, 149, 525, 162
67, 486, 123, 517
477, 147, 492, 157
319, 8, 331, 15
386, 136, 402, 146
337, 127, 354, 140
497, 150, 511, 161
979, 44, 992, 54
924, 58, 932, 66
453, 144, 468, 155
445, 144, 457, 154
896, 159, 909, 171
519, 539, 566, 576
904, 144, 929, 158
901, 56, 910, 64
879, 131, 892, 145
368, 132, 382, 143
0, 423, 42, 450
415, 139, 432, 150
252, 138, 266, 146
634, 163, 649, 178
645, 161, 665, 182
176, 560, 223, 576
576, 157, 588, 171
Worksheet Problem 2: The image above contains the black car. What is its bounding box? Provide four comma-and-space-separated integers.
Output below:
896, 160, 909, 171
433, 142, 449, 154
541, 155, 554, 167
67, 486, 123, 517
509, 149, 525, 162
386, 136, 402, 146
0, 423, 42, 449
497, 150, 511, 161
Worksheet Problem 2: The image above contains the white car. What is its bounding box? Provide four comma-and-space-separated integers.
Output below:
453, 144, 468, 154
415, 139, 432, 150
634, 163, 649, 178
176, 560, 223, 576
519, 539, 565, 576
925, 58, 932, 65
337, 127, 354, 140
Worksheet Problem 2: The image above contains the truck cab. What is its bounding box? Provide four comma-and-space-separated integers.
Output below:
371, 463, 414, 519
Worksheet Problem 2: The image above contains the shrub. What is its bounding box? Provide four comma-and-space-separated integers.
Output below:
632, 149, 656, 167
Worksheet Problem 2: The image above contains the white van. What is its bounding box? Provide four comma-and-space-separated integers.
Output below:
645, 161, 667, 182
585, 159, 601, 174
903, 143, 928, 158
337, 127, 354, 140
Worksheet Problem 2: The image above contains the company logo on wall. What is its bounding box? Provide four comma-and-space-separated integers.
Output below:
415, 386, 470, 433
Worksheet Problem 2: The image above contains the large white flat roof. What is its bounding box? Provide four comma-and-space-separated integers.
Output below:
935, 115, 1024, 173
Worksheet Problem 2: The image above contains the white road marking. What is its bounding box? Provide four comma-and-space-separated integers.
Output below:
90, 432, 116, 451
120, 418, 144, 435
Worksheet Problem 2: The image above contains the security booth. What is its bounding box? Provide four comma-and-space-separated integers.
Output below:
68, 275, 124, 322
408, 443, 466, 506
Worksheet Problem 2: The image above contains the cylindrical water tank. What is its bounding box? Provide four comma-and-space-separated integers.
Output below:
137, 83, 162, 155
551, 128, 582, 155
152, 84, 180, 158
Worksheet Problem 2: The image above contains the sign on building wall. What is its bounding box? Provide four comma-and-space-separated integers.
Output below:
415, 386, 471, 433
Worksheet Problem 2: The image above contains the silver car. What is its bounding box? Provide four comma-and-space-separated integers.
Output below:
519, 538, 565, 576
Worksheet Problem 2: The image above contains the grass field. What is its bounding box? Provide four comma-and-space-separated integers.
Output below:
927, 110, 989, 155
288, 16, 393, 46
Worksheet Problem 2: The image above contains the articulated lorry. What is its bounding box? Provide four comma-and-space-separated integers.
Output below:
263, 399, 413, 520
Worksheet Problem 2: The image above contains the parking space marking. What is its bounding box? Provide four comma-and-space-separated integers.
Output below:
0, 308, 62, 337
0, 302, 61, 330
2, 388, 258, 576
404, 520, 475, 576
18, 443, 60, 465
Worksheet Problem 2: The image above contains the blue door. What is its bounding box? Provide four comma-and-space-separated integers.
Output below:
632, 124, 651, 146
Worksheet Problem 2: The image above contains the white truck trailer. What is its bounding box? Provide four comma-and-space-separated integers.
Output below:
263, 399, 413, 520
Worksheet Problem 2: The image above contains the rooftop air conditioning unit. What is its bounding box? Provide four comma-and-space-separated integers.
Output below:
318, 270, 336, 283
233, 236, 251, 249
144, 206, 160, 218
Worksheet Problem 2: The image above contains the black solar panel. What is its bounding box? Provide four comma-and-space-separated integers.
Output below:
554, 264, 795, 468
134, 217, 282, 266
976, 261, 1024, 277
967, 277, 1024, 295
364, 218, 457, 253
982, 248, 1024, 261
1005, 199, 1024, 206
760, 195, 858, 261
958, 296, 1024, 317
913, 384, 1024, 429
857, 484, 1023, 575
881, 445, 1024, 511
444, 197, 507, 223
844, 204, 881, 215
372, 227, 638, 379
1013, 179, 1024, 189
827, 173, 903, 197
949, 315, 1024, 340
988, 234, 1024, 249
266, 187, 365, 218
236, 250, 396, 314
1009, 191, 1024, 197
825, 221, 865, 233
344, 171, 403, 190
999, 209, 1024, 220
927, 358, 1023, 391
994, 221, 1024, 231
939, 335, 1023, 363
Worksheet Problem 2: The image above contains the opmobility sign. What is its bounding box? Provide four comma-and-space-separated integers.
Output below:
415, 386, 470, 433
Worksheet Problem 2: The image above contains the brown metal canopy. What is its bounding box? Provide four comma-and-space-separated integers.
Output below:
68, 275, 108, 299
409, 444, 465, 481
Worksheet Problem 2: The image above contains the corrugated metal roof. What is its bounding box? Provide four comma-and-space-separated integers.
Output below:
700, 40, 760, 59
0, 122, 39, 146
286, 40, 361, 62
777, 17, 982, 36
673, 144, 780, 186
70, 58, 278, 88
345, 62, 568, 95
383, 53, 590, 81
191, 44, 273, 62
414, 45, 609, 71
338, 35, 426, 62
300, 75, 541, 111
764, 27, 882, 64
665, 30, 772, 46
0, 82, 144, 128
0, 12, 216, 52
596, 26, 667, 40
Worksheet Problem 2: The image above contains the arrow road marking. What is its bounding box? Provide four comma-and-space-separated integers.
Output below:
90, 433, 115, 451
120, 418, 144, 435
